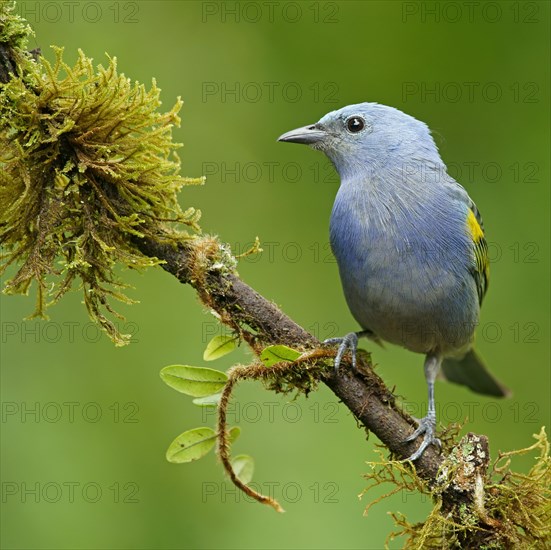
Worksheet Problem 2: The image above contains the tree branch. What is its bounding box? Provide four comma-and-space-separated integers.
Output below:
136, 235, 453, 484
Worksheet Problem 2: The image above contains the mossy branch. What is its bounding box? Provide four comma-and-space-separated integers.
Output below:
0, 3, 203, 344
1, 2, 548, 547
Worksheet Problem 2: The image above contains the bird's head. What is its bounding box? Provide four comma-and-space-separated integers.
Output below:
278, 103, 442, 180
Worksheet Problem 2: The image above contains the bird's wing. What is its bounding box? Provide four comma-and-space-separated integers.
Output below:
466, 200, 489, 304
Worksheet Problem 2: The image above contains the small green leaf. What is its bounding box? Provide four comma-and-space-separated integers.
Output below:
260, 345, 302, 367
228, 426, 241, 444
231, 454, 254, 484
192, 393, 222, 407
160, 365, 227, 397
166, 427, 216, 463
203, 334, 238, 361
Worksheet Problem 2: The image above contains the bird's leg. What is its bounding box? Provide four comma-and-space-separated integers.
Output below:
323, 330, 371, 370
404, 354, 443, 461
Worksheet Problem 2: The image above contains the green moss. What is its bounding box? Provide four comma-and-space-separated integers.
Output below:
362, 428, 550, 549
0, 0, 34, 74
264, 361, 323, 396
0, 1, 203, 344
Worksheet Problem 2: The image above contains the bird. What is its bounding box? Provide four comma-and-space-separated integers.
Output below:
278, 103, 510, 461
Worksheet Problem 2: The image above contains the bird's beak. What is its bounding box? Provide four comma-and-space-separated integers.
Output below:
277, 124, 327, 145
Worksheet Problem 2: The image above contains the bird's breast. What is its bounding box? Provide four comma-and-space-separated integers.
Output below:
329, 184, 479, 354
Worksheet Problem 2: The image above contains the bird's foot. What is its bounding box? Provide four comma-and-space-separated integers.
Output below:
323, 332, 359, 371
404, 412, 442, 461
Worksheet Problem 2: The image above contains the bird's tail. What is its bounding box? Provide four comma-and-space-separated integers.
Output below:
441, 349, 511, 397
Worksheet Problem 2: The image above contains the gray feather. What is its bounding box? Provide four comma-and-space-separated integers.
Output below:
441, 349, 510, 397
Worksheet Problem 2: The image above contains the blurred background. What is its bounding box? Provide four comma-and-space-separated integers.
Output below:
1, 1, 549, 548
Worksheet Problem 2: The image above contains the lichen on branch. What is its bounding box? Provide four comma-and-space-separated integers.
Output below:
0, 5, 203, 344
376, 428, 551, 549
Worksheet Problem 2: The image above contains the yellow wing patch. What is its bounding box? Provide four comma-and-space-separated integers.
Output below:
466, 205, 489, 304
467, 209, 485, 242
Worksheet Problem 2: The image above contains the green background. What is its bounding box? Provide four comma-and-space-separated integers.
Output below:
1, 1, 549, 548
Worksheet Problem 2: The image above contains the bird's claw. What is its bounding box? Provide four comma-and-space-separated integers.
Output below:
323, 332, 359, 371
404, 414, 441, 461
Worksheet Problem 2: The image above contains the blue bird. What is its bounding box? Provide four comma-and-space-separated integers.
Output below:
278, 103, 510, 461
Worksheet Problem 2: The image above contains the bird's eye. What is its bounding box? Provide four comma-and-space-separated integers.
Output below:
346, 116, 365, 133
